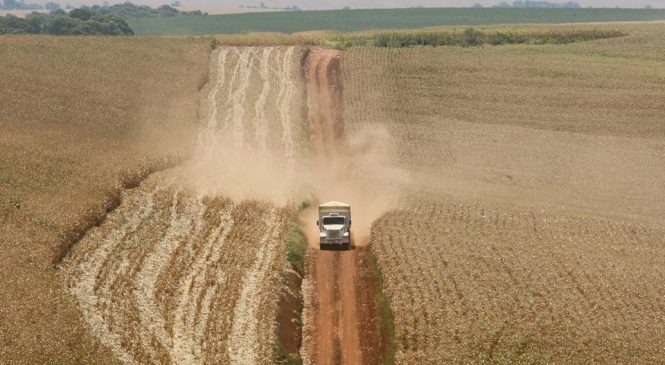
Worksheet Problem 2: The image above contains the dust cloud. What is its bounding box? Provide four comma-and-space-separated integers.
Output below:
176, 46, 407, 246
300, 124, 409, 246
299, 47, 409, 246
183, 122, 408, 247
184, 133, 298, 205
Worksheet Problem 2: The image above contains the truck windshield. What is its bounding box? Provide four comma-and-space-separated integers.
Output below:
322, 217, 345, 225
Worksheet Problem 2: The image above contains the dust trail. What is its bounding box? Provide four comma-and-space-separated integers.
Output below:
255, 47, 274, 156
302, 47, 408, 245
187, 46, 304, 203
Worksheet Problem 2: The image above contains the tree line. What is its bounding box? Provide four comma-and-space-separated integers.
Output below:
87, 2, 205, 18
0, 2, 206, 35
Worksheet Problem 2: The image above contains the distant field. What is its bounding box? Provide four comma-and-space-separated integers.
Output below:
178, 6, 283, 15
128, 8, 665, 35
0, 9, 51, 17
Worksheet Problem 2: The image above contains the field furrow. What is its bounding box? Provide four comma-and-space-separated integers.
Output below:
277, 46, 297, 170
254, 47, 274, 156
370, 200, 665, 364
62, 46, 306, 365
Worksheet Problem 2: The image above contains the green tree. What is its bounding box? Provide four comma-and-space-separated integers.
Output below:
0, 14, 28, 34
25, 11, 45, 33
464, 27, 483, 46
156, 4, 178, 16
69, 7, 95, 20
45, 15, 81, 35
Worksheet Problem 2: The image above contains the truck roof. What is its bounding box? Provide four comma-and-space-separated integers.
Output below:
320, 201, 350, 207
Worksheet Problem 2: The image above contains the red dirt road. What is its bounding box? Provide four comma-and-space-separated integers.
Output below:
307, 247, 383, 365
312, 251, 362, 365
305, 47, 344, 162
304, 48, 383, 365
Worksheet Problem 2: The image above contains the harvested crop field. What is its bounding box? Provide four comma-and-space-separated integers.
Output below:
0, 36, 209, 364
342, 22, 665, 363
63, 176, 291, 365
2, 21, 665, 365
60, 46, 310, 365
372, 200, 665, 363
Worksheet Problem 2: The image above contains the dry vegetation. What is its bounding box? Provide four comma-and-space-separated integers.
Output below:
60, 46, 309, 365
3, 21, 665, 365
2, 41, 309, 364
343, 22, 665, 224
342, 22, 665, 364
62, 174, 292, 365
0, 36, 209, 364
208, 25, 627, 49
372, 200, 665, 363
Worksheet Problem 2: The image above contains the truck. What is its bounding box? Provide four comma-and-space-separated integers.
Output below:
317, 201, 352, 250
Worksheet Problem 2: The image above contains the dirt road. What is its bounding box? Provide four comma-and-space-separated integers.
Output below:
315, 251, 360, 365
303, 48, 383, 365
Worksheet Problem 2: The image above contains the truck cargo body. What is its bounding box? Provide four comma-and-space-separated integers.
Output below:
318, 201, 351, 250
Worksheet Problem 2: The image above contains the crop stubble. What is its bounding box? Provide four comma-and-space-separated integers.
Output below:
342, 25, 665, 364
372, 201, 665, 363
0, 36, 209, 364
62, 46, 308, 365
4, 24, 665, 365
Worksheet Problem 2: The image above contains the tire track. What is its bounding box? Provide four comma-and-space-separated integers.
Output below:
134, 190, 195, 360
66, 188, 160, 365
226, 48, 255, 149
171, 199, 234, 364
228, 208, 283, 365
255, 47, 274, 156
278, 46, 297, 170
204, 49, 231, 132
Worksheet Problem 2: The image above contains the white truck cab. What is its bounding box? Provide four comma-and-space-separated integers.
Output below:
317, 201, 351, 250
